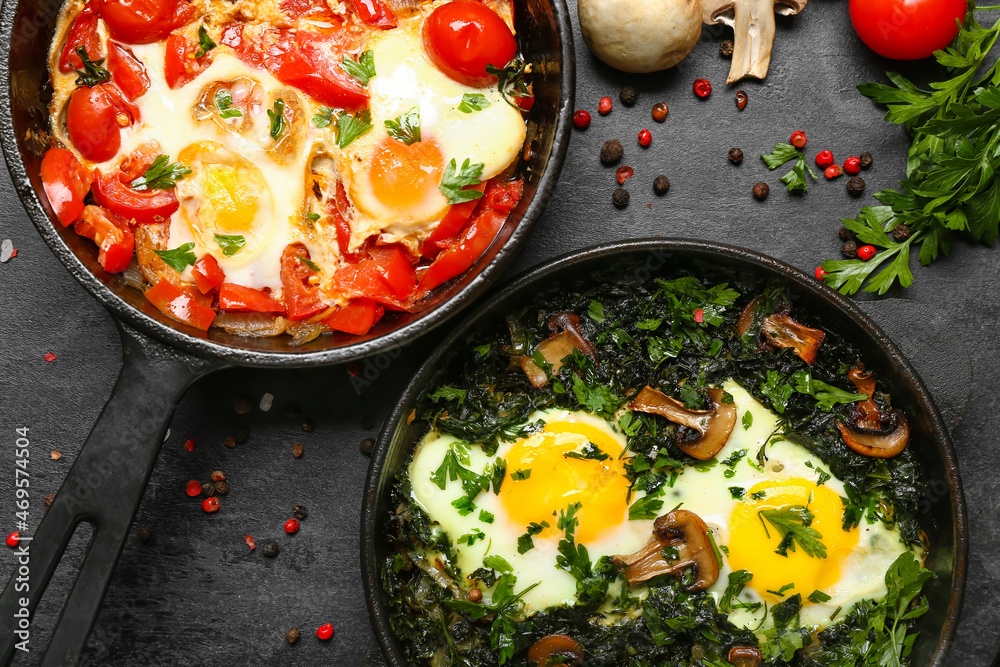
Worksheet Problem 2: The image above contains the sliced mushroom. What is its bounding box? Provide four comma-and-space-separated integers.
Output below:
612, 509, 719, 592
735, 294, 764, 337
702, 0, 808, 85
837, 368, 909, 458
760, 312, 826, 364
628, 386, 737, 460
847, 367, 880, 429
527, 634, 584, 666
728, 646, 762, 667
519, 312, 597, 389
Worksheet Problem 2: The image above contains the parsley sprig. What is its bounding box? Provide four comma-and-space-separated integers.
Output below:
430, 441, 490, 499
758, 505, 827, 559
824, 8, 1000, 295
342, 50, 376, 86
761, 143, 818, 192
439, 157, 485, 204
336, 109, 373, 148
154, 243, 196, 272
385, 107, 421, 145
130, 155, 191, 191
71, 46, 110, 87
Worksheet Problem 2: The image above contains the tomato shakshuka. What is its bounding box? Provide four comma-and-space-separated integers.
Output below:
41, 0, 531, 339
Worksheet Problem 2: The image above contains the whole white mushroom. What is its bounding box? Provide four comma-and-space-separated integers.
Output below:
578, 0, 702, 74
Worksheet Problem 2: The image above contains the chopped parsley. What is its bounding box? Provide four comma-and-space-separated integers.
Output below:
431, 442, 489, 499
214, 89, 242, 119
563, 442, 609, 461
478, 510, 495, 524
130, 155, 191, 191
297, 254, 320, 272
385, 107, 421, 145
511, 468, 531, 481
587, 299, 605, 322
341, 49, 376, 86
516, 521, 548, 554
628, 495, 664, 520
195, 25, 216, 58
267, 99, 285, 140
71, 46, 110, 87
154, 243, 196, 273
443, 573, 539, 665
758, 505, 827, 559
336, 109, 373, 148
213, 234, 245, 257
485, 58, 531, 108
808, 589, 832, 603
451, 496, 476, 516
742, 410, 753, 430
312, 106, 333, 128
438, 157, 485, 204
458, 92, 491, 113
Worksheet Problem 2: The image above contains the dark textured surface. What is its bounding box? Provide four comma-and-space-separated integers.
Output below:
2, 3, 999, 667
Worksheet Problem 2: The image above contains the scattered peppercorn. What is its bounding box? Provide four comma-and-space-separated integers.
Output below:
224, 435, 237, 449
183, 438, 196, 452
293, 505, 309, 520
597, 96, 612, 115
847, 176, 866, 196
301, 419, 314, 433
316, 623, 334, 641
214, 480, 229, 495
637, 129, 652, 147
843, 156, 862, 175
838, 225, 853, 241
719, 40, 734, 58
186, 480, 202, 497
244, 535, 256, 550
201, 482, 215, 497
790, 131, 807, 149
753, 182, 769, 200
612, 187, 630, 208
859, 150, 873, 169
261, 540, 279, 557
233, 395, 254, 414
287, 628, 301, 644
202, 496, 220, 513
858, 244, 877, 260
362, 414, 376, 430
360, 437, 375, 456
572, 109, 591, 130
292, 442, 304, 458
234, 425, 249, 443
651, 103, 668, 122
284, 518, 300, 534
815, 150, 834, 169
600, 139, 623, 166
824, 164, 843, 179
211, 470, 226, 482
734, 90, 747, 111
653, 175, 670, 195
137, 525, 152, 543
469, 588, 483, 602
44, 493, 56, 509
814, 267, 828, 281
842, 240, 859, 258
619, 85, 637, 107
893, 223, 912, 241
728, 147, 744, 165
693, 78, 712, 98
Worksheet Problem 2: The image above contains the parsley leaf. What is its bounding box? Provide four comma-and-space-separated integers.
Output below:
336, 110, 373, 148
342, 50, 376, 86
790, 369, 868, 411
628, 495, 664, 520
571, 373, 620, 418
511, 468, 531, 481
478, 509, 495, 524
312, 107, 333, 128
779, 152, 819, 192
720, 569, 754, 613
154, 243, 196, 273
384, 107, 420, 145
428, 386, 467, 405
516, 521, 548, 554
485, 58, 531, 108
297, 254, 320, 272
195, 25, 216, 58
563, 442, 609, 461
71, 46, 110, 87
808, 589, 832, 603
130, 155, 191, 191
483, 554, 512, 572
742, 410, 753, 430
451, 496, 477, 516
214, 234, 245, 257
431, 443, 490, 499
458, 92, 492, 113
760, 143, 800, 169
267, 99, 285, 140
759, 505, 827, 559
215, 89, 242, 119
759, 370, 794, 414
439, 157, 485, 204
587, 299, 605, 322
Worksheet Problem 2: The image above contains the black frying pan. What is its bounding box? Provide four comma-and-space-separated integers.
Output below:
0, 0, 574, 660
361, 239, 968, 666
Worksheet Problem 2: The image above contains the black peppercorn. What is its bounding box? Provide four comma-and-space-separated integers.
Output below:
728, 148, 744, 165
753, 182, 769, 200
361, 414, 376, 430
838, 225, 853, 241
893, 224, 912, 241
600, 140, 624, 166
653, 175, 670, 195
612, 188, 630, 208
846, 177, 866, 196
842, 240, 859, 258
261, 540, 279, 558
619, 85, 638, 107
720, 40, 734, 58
233, 395, 254, 414
202, 482, 215, 497
859, 150, 873, 169
137, 525, 152, 543
214, 480, 229, 495
360, 437, 375, 456
293, 505, 309, 520
286, 628, 301, 644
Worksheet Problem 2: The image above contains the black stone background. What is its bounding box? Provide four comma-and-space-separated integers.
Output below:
2, 1, 999, 665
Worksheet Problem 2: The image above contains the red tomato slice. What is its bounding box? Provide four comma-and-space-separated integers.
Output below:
279, 243, 327, 321
92, 168, 179, 225
145, 278, 216, 330
66, 85, 126, 163
218, 283, 285, 313
40, 147, 94, 226
101, 0, 198, 44
418, 179, 522, 293
164, 32, 212, 89
107, 42, 150, 100
422, 0, 517, 87
58, 3, 103, 73
191, 254, 226, 294
322, 298, 383, 335
334, 258, 397, 303
368, 244, 416, 300
223, 24, 368, 110
349, 0, 397, 29
73, 205, 135, 273
421, 182, 486, 257
328, 180, 365, 263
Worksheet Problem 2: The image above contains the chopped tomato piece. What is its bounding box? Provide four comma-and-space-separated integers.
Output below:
421, 182, 485, 257
164, 32, 211, 89
145, 279, 216, 330
368, 244, 416, 299
279, 243, 327, 320
74, 205, 135, 273
40, 147, 94, 226
101, 0, 198, 44
92, 167, 179, 225
322, 298, 383, 335
328, 180, 365, 263
218, 283, 285, 313
107, 42, 150, 100
350, 0, 398, 29
191, 254, 226, 294
418, 179, 523, 293
58, 3, 103, 73
280, 0, 338, 19
334, 258, 397, 303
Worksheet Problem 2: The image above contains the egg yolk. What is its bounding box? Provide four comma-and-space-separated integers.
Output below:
201, 164, 259, 232
370, 137, 444, 211
178, 141, 267, 239
499, 420, 629, 544
727, 478, 859, 604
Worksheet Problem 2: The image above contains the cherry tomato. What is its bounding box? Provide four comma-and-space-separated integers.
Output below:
422, 0, 517, 87
40, 147, 94, 226
322, 298, 383, 335
279, 243, 327, 320
191, 254, 226, 294
107, 42, 150, 100
58, 3, 102, 72
164, 32, 211, 89
92, 168, 179, 225
849, 0, 966, 60
349, 0, 397, 29
66, 85, 126, 163
74, 205, 135, 273
145, 279, 216, 330
101, 0, 197, 44
218, 283, 285, 313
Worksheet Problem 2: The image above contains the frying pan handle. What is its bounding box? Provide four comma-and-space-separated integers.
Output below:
0, 321, 223, 666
